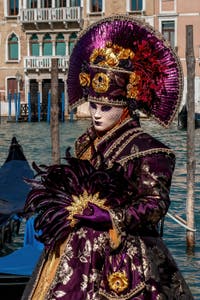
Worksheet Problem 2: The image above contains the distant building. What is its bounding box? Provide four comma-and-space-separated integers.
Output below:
0, 0, 199, 118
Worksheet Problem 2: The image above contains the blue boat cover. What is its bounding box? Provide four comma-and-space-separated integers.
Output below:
0, 217, 44, 276
0, 160, 34, 212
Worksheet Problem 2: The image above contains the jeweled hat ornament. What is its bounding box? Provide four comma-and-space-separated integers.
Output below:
67, 14, 183, 127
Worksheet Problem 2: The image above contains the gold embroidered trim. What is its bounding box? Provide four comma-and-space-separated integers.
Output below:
99, 281, 146, 300
108, 209, 125, 250
118, 148, 175, 166
94, 118, 139, 150
31, 237, 71, 300
89, 96, 127, 107
90, 64, 133, 74
92, 117, 132, 152
105, 130, 143, 164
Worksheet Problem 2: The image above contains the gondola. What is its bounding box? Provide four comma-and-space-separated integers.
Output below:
178, 104, 200, 130
0, 136, 34, 248
0, 137, 43, 300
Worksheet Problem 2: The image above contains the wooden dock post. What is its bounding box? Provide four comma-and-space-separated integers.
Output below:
51, 58, 60, 164
185, 25, 196, 248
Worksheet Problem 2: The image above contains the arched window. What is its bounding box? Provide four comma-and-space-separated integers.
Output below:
43, 34, 52, 56
69, 32, 77, 55
30, 34, 39, 56
56, 33, 66, 56
8, 33, 19, 60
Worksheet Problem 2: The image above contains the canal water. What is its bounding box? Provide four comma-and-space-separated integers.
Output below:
0, 117, 199, 298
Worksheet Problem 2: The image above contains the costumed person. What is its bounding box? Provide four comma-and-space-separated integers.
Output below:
22, 15, 194, 299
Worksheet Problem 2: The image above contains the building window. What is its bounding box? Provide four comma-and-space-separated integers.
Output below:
27, 0, 37, 8
30, 34, 39, 56
7, 78, 17, 96
90, 0, 102, 13
56, 33, 66, 56
70, 0, 80, 6
8, 33, 19, 60
55, 0, 67, 7
8, 0, 19, 16
129, 0, 143, 11
162, 20, 175, 48
69, 33, 77, 55
43, 34, 52, 56
41, 0, 52, 8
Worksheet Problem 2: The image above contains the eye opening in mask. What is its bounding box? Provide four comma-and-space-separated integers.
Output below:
89, 102, 113, 112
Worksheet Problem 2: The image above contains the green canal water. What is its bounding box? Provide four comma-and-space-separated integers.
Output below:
0, 117, 199, 298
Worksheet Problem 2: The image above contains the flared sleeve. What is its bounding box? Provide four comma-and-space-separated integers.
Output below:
109, 151, 175, 240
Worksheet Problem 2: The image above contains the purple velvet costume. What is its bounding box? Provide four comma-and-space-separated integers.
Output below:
22, 116, 193, 300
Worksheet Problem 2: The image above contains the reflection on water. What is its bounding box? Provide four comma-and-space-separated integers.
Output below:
0, 117, 199, 298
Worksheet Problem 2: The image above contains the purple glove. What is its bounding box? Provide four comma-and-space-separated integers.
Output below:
74, 202, 112, 229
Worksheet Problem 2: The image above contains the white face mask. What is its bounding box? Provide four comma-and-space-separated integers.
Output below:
89, 102, 124, 132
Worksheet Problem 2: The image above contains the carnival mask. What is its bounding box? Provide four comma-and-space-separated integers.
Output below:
89, 102, 124, 132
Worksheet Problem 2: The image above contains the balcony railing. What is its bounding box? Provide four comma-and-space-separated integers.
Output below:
20, 7, 82, 24
24, 56, 69, 72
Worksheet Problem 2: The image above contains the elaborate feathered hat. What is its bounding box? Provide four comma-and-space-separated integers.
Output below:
67, 15, 183, 127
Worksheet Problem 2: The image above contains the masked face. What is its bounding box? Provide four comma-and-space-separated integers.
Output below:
89, 102, 124, 132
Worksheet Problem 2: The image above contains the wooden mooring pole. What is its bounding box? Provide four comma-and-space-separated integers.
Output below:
51, 58, 60, 164
186, 25, 196, 248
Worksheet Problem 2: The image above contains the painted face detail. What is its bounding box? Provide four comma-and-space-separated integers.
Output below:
89, 102, 124, 132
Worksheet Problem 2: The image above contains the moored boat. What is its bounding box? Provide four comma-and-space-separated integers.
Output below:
178, 104, 200, 130
0, 138, 43, 299
0, 136, 34, 250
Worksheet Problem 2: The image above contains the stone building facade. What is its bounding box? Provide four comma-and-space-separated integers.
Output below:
0, 0, 199, 118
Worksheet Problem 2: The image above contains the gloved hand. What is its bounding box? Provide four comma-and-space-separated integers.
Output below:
74, 202, 112, 229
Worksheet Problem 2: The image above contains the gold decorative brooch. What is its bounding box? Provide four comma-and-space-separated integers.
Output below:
107, 271, 129, 293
